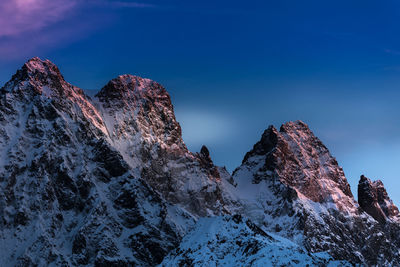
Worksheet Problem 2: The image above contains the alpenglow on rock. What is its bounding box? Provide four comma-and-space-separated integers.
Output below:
0, 57, 400, 266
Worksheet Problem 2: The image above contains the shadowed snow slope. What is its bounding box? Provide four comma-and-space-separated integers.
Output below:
160, 215, 351, 267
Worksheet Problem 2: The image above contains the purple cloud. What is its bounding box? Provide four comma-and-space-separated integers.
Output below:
110, 1, 156, 8
0, 0, 157, 60
0, 0, 78, 37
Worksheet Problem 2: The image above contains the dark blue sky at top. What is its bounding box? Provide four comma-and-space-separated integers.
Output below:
1, 0, 400, 204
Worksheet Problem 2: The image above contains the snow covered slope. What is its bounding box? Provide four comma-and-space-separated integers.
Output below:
160, 215, 351, 267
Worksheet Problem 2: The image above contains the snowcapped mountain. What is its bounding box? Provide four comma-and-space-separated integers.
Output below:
0, 57, 399, 266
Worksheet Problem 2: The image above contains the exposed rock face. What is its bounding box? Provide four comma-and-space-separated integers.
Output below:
94, 75, 231, 217
358, 175, 400, 224
232, 121, 400, 265
239, 122, 354, 207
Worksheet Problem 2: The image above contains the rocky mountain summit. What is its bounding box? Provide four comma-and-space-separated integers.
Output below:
0, 57, 399, 266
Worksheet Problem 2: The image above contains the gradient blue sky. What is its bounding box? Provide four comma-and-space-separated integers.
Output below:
1, 0, 400, 204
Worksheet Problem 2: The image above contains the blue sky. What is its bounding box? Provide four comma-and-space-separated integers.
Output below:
1, 0, 400, 204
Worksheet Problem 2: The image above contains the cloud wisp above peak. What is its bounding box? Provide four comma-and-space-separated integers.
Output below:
0, 0, 78, 37
105, 1, 156, 8
0, 0, 157, 60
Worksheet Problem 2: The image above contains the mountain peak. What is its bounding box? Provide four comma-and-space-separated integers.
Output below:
111, 74, 154, 90
22, 57, 66, 86
96, 74, 167, 103
95, 73, 181, 147
358, 175, 400, 223
1, 57, 74, 99
24, 57, 60, 75
280, 120, 311, 133
238, 120, 354, 207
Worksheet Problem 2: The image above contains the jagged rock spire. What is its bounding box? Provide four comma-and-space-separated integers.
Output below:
358, 175, 400, 223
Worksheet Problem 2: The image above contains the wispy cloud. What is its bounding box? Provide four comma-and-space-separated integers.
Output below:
107, 1, 156, 8
0, 17, 98, 59
85, 0, 157, 9
0, 0, 156, 59
0, 0, 77, 37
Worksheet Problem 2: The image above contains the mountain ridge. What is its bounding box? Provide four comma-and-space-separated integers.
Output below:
0, 57, 399, 266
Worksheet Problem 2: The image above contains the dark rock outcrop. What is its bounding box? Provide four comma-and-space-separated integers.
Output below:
358, 175, 400, 224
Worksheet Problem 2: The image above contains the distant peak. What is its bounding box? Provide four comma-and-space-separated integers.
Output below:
25, 56, 46, 65
114, 74, 150, 84
245, 121, 316, 161
23, 57, 62, 77
280, 120, 310, 133
110, 74, 155, 88
266, 124, 278, 132
0, 57, 86, 101
96, 74, 168, 103
240, 120, 354, 207
12, 57, 67, 91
